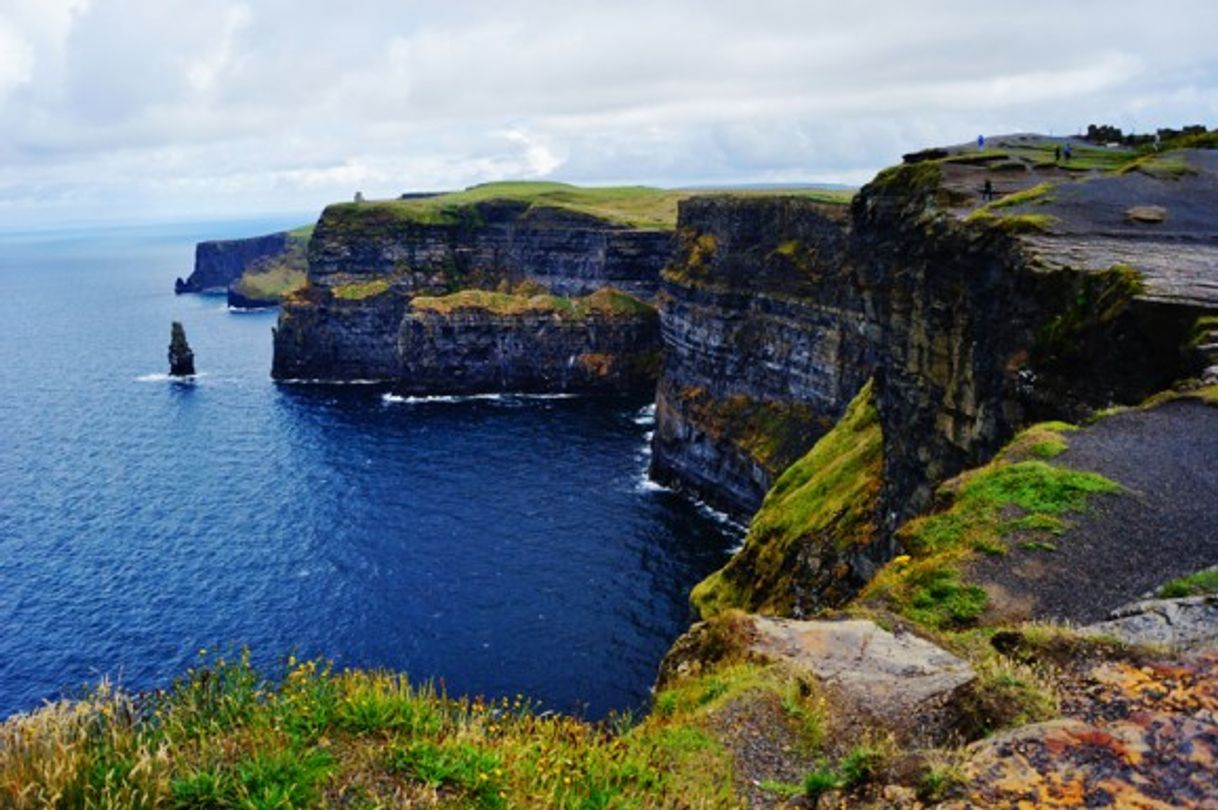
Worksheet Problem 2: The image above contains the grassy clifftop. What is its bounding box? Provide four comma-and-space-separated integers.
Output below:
323, 182, 853, 232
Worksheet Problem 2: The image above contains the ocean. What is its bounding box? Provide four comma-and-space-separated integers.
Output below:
0, 218, 739, 719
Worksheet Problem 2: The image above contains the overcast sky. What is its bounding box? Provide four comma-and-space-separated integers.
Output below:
1, 0, 1216, 227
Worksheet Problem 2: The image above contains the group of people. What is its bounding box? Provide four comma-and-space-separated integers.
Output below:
974, 135, 1075, 202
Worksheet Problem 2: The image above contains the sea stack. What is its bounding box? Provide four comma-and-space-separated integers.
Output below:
168, 321, 195, 377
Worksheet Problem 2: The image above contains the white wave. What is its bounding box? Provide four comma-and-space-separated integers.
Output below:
632, 403, 656, 425
696, 500, 747, 532
135, 372, 207, 383
634, 473, 670, 494
227, 304, 278, 314
277, 378, 388, 385
382, 392, 579, 405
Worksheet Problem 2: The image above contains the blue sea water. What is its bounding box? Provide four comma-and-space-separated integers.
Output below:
0, 218, 739, 720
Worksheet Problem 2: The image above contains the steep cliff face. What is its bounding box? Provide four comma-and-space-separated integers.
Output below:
650, 196, 872, 517
855, 154, 1213, 528
396, 289, 660, 395
272, 193, 675, 383
691, 140, 1217, 617
175, 232, 289, 294
272, 285, 407, 380
308, 200, 672, 299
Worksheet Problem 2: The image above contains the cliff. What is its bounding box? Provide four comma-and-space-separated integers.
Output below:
306, 184, 677, 299
175, 226, 311, 308
857, 143, 1217, 528
650, 195, 871, 517
225, 226, 311, 308
676, 135, 1217, 620
175, 231, 290, 294
397, 288, 660, 395
272, 183, 683, 383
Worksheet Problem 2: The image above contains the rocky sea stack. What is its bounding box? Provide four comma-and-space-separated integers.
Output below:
168, 321, 195, 377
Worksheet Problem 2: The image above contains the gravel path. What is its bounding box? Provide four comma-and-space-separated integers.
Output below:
970, 399, 1218, 624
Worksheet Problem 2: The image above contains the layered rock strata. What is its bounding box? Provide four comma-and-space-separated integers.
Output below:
856, 153, 1215, 528
307, 200, 671, 299
396, 289, 660, 395
273, 199, 673, 383
650, 196, 872, 517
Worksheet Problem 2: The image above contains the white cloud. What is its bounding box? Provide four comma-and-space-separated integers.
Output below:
0, 0, 1215, 226
187, 3, 251, 93
0, 16, 34, 98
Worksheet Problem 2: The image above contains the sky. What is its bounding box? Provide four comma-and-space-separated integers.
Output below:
1, 0, 1216, 227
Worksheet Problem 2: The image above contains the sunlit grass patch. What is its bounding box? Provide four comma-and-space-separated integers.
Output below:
862, 423, 1120, 629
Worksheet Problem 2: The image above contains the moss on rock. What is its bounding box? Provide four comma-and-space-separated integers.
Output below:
691, 381, 883, 618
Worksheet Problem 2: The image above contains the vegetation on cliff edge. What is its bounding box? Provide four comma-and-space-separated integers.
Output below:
691, 381, 882, 618
0, 651, 738, 809
409, 287, 654, 320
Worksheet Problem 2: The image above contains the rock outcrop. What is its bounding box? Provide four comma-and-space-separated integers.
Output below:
659, 612, 975, 745
1085, 595, 1218, 649
168, 321, 195, 377
650, 196, 872, 517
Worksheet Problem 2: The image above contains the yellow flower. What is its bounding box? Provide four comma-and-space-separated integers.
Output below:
892, 554, 912, 566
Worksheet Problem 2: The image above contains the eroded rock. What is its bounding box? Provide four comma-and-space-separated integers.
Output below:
1085, 595, 1218, 649
1125, 204, 1168, 223
748, 617, 975, 723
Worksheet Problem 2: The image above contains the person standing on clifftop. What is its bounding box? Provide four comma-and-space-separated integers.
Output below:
982, 179, 994, 202
977, 134, 985, 149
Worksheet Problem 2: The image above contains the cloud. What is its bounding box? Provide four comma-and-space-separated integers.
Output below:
0, 16, 34, 98
187, 3, 251, 93
0, 0, 1216, 226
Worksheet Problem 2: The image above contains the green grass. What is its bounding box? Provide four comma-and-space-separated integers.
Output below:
229, 225, 312, 303
1158, 568, 1218, 598
332, 278, 393, 300
409, 287, 654, 320
287, 224, 316, 242
966, 211, 1057, 234
1117, 152, 1198, 179
691, 381, 882, 617
973, 182, 1055, 214
231, 261, 306, 302
0, 651, 739, 809
862, 422, 1121, 629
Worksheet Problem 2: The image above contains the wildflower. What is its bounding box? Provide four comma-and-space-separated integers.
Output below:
892, 554, 912, 566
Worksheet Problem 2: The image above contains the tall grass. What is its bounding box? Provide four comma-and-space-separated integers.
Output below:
0, 651, 735, 808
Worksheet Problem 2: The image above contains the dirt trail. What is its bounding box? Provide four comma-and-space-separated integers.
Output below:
970, 398, 1218, 624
